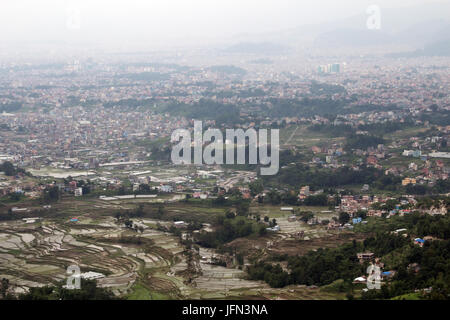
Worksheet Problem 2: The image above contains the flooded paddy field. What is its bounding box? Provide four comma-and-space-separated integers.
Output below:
0, 214, 267, 299
0, 215, 184, 296
0, 197, 348, 300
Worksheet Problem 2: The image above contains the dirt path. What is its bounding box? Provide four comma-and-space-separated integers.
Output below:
284, 126, 299, 146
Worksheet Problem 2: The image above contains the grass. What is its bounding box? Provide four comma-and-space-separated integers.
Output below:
391, 292, 422, 300
127, 278, 173, 300
250, 205, 332, 219
281, 125, 346, 148
353, 216, 407, 234
127, 283, 153, 300
386, 126, 428, 140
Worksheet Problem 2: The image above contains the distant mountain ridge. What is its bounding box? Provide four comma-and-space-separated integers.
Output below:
387, 39, 450, 58
227, 2, 450, 52
223, 42, 290, 55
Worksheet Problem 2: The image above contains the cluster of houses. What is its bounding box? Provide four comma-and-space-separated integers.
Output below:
352, 233, 434, 289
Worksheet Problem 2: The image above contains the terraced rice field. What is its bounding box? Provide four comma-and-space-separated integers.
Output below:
0, 199, 347, 300
0, 215, 268, 299
0, 217, 187, 296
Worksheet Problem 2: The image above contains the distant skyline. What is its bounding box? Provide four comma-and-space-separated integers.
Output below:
0, 0, 448, 49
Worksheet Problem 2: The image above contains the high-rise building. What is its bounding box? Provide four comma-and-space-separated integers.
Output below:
331, 63, 340, 73
318, 63, 340, 74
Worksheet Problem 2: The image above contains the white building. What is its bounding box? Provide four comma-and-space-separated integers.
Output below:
428, 152, 450, 159
74, 187, 83, 197
80, 271, 105, 280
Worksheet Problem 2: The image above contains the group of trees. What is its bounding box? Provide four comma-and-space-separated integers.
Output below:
416, 195, 450, 211
357, 120, 414, 136
419, 109, 450, 126
17, 279, 116, 300
247, 240, 363, 288
114, 204, 164, 222
262, 189, 328, 207
247, 263, 290, 288
0, 278, 14, 300
195, 213, 266, 248
0, 101, 22, 112
247, 233, 409, 289
0, 161, 27, 176
404, 179, 450, 195
265, 97, 349, 119
397, 212, 450, 239
344, 134, 385, 151
162, 99, 241, 125
102, 84, 396, 125
265, 164, 446, 196
265, 95, 395, 119
264, 164, 386, 189
308, 123, 354, 136
362, 239, 450, 300
247, 211, 450, 299
1, 278, 116, 300
134, 183, 158, 195
42, 186, 61, 203
310, 81, 347, 95
303, 194, 328, 206
254, 187, 340, 208
308, 120, 414, 138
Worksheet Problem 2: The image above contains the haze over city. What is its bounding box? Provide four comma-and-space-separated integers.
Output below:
1, 0, 449, 49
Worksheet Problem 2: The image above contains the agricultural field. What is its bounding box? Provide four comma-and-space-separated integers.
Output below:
281, 125, 346, 148
0, 196, 357, 300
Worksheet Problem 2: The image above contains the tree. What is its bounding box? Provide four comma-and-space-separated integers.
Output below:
9, 192, 22, 202
1, 278, 9, 299
383, 199, 398, 211
124, 219, 133, 228
43, 186, 60, 203
249, 180, 263, 196
299, 211, 314, 223
356, 210, 367, 219
282, 191, 299, 205
225, 210, 236, 219
236, 253, 244, 266
82, 185, 91, 195
118, 186, 126, 195
267, 190, 281, 205
216, 215, 225, 226
236, 201, 250, 216
155, 205, 165, 219
338, 212, 350, 224
213, 195, 226, 206
138, 184, 151, 194
406, 184, 427, 195
134, 204, 145, 217
0, 161, 16, 176
19, 279, 116, 300
258, 224, 267, 236
303, 194, 328, 206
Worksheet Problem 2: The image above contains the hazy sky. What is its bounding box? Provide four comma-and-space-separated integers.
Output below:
0, 0, 447, 47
